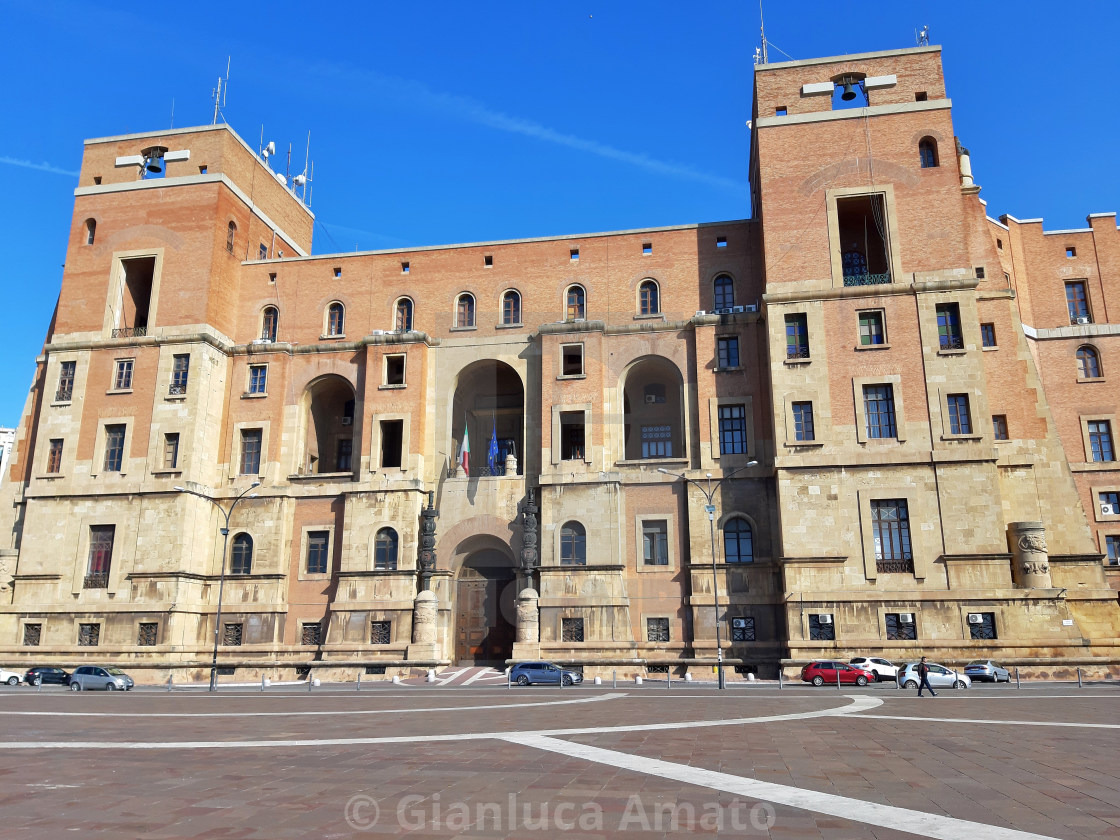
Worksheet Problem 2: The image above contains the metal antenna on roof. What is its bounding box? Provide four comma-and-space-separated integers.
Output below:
916, 25, 930, 47
211, 58, 230, 125
759, 0, 769, 65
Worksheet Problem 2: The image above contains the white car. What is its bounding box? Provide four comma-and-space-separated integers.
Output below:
848, 656, 898, 681
898, 662, 972, 690
0, 668, 24, 686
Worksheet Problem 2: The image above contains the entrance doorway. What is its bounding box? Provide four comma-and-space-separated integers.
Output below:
455, 549, 516, 664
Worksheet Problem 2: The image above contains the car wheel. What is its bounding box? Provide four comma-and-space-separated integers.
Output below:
6, 676, 17, 686
811, 676, 824, 686
70, 682, 81, 692
105, 683, 116, 691
856, 675, 869, 686
516, 675, 529, 686
903, 680, 918, 689
32, 677, 41, 687
562, 675, 573, 686
954, 680, 967, 690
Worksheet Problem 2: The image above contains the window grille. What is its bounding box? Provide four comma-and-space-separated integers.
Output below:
78, 623, 100, 646
646, 618, 670, 643
223, 623, 243, 646
731, 617, 756, 642
23, 623, 41, 646
561, 618, 585, 642
137, 623, 158, 646
301, 623, 322, 646
370, 621, 392, 644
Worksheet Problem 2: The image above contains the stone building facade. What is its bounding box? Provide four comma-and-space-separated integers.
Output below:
0, 44, 1117, 682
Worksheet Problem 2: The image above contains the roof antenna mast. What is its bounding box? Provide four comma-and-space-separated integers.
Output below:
759, 0, 769, 65
211, 58, 230, 125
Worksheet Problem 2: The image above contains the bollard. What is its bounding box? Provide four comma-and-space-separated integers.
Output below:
635, 675, 643, 686
1077, 668, 1083, 689
392, 675, 401, 685
778, 670, 783, 690
594, 675, 602, 686
1015, 667, 1020, 689
837, 669, 842, 690
684, 672, 693, 683
667, 670, 671, 690
167, 675, 173, 693
507, 669, 511, 690
613, 670, 617, 689
426, 669, 436, 684
261, 674, 267, 692
308, 672, 313, 692
357, 672, 361, 692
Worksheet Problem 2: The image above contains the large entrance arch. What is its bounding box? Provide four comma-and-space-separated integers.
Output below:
454, 547, 517, 664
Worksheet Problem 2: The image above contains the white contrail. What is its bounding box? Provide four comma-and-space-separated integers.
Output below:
0, 156, 79, 178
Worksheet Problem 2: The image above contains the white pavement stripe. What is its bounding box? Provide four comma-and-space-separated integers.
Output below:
502, 733, 1060, 840
0, 692, 624, 719
846, 713, 1120, 729
462, 669, 504, 686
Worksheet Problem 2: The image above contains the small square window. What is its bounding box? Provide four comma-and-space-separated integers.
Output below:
731, 617, 756, 642
334, 266, 342, 277
646, 618, 670, 642
248, 364, 268, 394
975, 266, 985, 279
259, 244, 268, 260
716, 236, 727, 248
996, 238, 1003, 251
808, 614, 835, 641
23, 623, 42, 646
981, 323, 997, 348
199, 165, 208, 175
561, 344, 584, 377
642, 243, 652, 256
401, 261, 410, 273
78, 623, 101, 646
385, 354, 406, 386
915, 91, 928, 101
484, 255, 493, 267
570, 248, 579, 261
137, 622, 158, 646
268, 272, 277, 284
968, 612, 997, 640
885, 613, 917, 641
1066, 247, 1076, 258
1097, 490, 1119, 516
993, 415, 1009, 441
775, 107, 787, 116
561, 617, 585, 642
114, 359, 134, 390
223, 623, 243, 646
370, 621, 391, 644
93, 176, 102, 185
858, 311, 885, 346
301, 622, 323, 646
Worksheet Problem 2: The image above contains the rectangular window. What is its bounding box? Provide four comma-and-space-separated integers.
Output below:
301, 622, 323, 646
306, 530, 329, 574
885, 613, 917, 641
1066, 246, 1077, 258
223, 623, 243, 646
570, 248, 579, 261
336, 438, 353, 472
646, 618, 670, 643
1106, 535, 1119, 565
370, 620, 392, 644
872, 500, 914, 573
858, 311, 884, 346
642, 520, 669, 566
103, 424, 126, 471
560, 412, 586, 461
640, 425, 672, 459
947, 394, 972, 435
47, 439, 63, 473
1089, 420, 1115, 462
56, 361, 76, 401
863, 385, 897, 439
170, 354, 189, 394
23, 623, 42, 646
561, 344, 584, 376
163, 433, 180, 469
248, 365, 267, 394
808, 614, 834, 641
85, 524, 114, 588
642, 242, 652, 256
137, 623, 158, 646
731, 617, 756, 642
1099, 491, 1120, 516
380, 420, 404, 468
993, 415, 1009, 441
968, 612, 997, 640
561, 617, 585, 642
936, 304, 963, 350
980, 323, 997, 348
385, 354, 406, 385
793, 402, 815, 442
240, 429, 262, 475
259, 243, 268, 260
78, 623, 100, 647
717, 336, 740, 368
1066, 281, 1091, 323
114, 359, 134, 390
718, 404, 748, 455
785, 314, 809, 359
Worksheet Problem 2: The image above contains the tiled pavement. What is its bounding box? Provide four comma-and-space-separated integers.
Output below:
0, 681, 1117, 838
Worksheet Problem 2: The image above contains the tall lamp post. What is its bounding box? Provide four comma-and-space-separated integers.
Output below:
174, 482, 260, 691
658, 461, 757, 689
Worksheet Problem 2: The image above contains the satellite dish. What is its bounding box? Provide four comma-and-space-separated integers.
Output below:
293, 174, 307, 186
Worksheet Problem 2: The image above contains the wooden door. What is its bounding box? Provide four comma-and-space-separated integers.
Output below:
456, 579, 489, 662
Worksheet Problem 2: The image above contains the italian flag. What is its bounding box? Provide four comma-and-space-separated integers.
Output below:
458, 424, 470, 476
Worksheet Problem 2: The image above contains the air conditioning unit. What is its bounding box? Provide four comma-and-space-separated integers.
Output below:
1102, 504, 1117, 516
644, 394, 658, 404
251, 338, 270, 345
714, 307, 733, 315
899, 613, 914, 624
744, 304, 759, 312
370, 329, 386, 335
341, 417, 353, 426
731, 305, 746, 313
967, 613, 984, 624
732, 618, 748, 628
695, 310, 707, 317
817, 614, 832, 625
1075, 316, 1091, 325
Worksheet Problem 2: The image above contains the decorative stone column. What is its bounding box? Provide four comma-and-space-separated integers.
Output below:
511, 588, 541, 660
417, 491, 439, 592
1009, 521, 1053, 589
0, 549, 16, 605
407, 590, 441, 661
504, 452, 517, 476
519, 489, 539, 590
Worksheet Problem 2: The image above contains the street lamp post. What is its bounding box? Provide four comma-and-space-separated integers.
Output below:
174, 482, 260, 691
658, 461, 757, 689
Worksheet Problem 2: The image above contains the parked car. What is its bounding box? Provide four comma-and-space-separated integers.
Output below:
24, 666, 70, 687
68, 665, 134, 691
848, 656, 898, 681
897, 662, 971, 690
0, 668, 23, 686
964, 660, 1011, 683
510, 662, 583, 686
800, 661, 874, 687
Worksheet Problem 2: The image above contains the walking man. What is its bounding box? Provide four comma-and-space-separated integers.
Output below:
917, 656, 937, 697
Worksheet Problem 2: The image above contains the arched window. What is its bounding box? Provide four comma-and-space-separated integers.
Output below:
226, 221, 237, 253
230, 533, 253, 575
566, 285, 585, 321
327, 302, 345, 336
713, 274, 734, 310
560, 522, 586, 566
639, 280, 660, 315
85, 219, 96, 245
395, 298, 413, 332
1077, 345, 1102, 379
374, 527, 398, 570
724, 518, 754, 563
261, 306, 278, 342
502, 290, 521, 325
918, 137, 939, 169
456, 293, 475, 328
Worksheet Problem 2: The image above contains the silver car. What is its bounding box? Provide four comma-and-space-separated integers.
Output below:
69, 665, 134, 691
964, 660, 1011, 682
897, 662, 971, 690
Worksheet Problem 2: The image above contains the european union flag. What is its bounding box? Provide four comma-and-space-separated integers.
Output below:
487, 423, 499, 476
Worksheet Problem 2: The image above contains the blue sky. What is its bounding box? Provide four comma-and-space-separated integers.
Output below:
1, 1, 1117, 425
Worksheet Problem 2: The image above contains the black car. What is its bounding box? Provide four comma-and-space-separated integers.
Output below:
25, 667, 70, 687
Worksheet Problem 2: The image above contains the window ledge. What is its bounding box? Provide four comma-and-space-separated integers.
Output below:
164, 394, 187, 402
37, 473, 66, 480
634, 313, 664, 321
715, 365, 744, 373
105, 388, 133, 395
1077, 377, 1107, 384
288, 472, 355, 482
449, 325, 478, 332
617, 458, 688, 467
783, 357, 812, 366
785, 440, 823, 448
379, 383, 407, 390
150, 469, 182, 476
982, 345, 999, 351
495, 323, 524, 330
940, 434, 984, 442
937, 348, 968, 357
557, 373, 586, 380
855, 344, 891, 351
1070, 462, 1120, 472
50, 400, 73, 408
241, 392, 268, 399
319, 334, 346, 341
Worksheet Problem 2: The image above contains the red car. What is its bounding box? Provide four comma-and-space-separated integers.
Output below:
800, 661, 873, 687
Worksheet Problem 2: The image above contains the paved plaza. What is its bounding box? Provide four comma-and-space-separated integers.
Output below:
0, 676, 1117, 838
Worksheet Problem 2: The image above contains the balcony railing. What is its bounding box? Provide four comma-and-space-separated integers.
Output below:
169, 382, 187, 396
111, 326, 147, 339
876, 559, 914, 575
83, 573, 109, 589
843, 272, 892, 287
55, 388, 73, 402
939, 335, 964, 350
